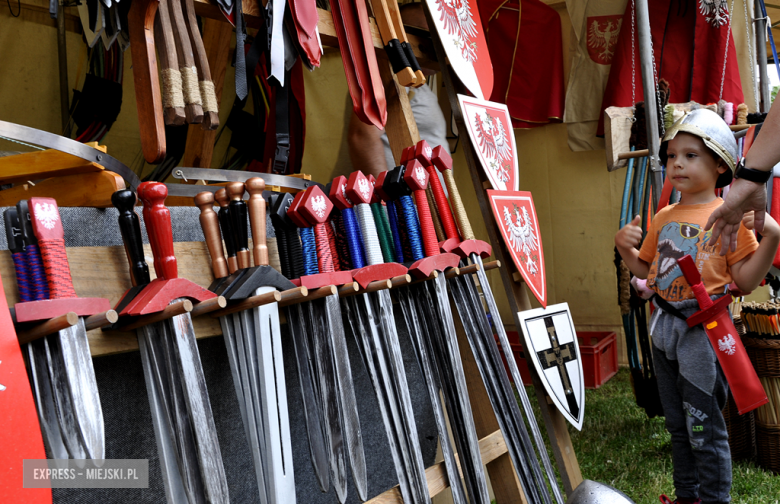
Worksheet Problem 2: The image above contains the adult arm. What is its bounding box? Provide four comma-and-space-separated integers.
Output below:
347, 112, 387, 178
705, 103, 780, 254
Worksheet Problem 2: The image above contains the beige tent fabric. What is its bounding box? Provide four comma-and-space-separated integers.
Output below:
563, 0, 628, 152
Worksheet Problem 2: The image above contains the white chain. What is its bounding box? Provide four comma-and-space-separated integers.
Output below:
719, 0, 736, 101
631, 0, 636, 109
743, 0, 758, 108
647, 4, 664, 136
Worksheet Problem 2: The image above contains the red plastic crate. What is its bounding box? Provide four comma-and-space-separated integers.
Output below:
495, 330, 618, 389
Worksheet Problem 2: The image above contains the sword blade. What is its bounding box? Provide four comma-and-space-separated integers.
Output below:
43, 334, 87, 459
25, 340, 70, 459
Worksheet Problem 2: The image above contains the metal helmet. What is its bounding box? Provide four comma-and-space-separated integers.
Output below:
659, 108, 738, 188
566, 480, 636, 504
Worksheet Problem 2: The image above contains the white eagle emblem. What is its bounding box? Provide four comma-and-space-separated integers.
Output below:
699, 0, 729, 27
436, 0, 478, 62
34, 202, 59, 230
311, 195, 328, 219
503, 205, 539, 275
474, 112, 512, 185
587, 18, 621, 64
415, 166, 427, 187
358, 178, 371, 200
718, 334, 737, 356
341, 183, 353, 205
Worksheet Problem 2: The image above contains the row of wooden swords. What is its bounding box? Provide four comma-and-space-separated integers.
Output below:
8, 143, 563, 504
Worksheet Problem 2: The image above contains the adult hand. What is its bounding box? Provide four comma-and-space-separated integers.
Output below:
705, 178, 767, 255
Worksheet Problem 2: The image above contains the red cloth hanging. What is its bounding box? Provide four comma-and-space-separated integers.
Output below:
478, 0, 565, 129
597, 0, 744, 136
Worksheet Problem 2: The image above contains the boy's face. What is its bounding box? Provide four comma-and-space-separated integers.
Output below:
665, 132, 728, 202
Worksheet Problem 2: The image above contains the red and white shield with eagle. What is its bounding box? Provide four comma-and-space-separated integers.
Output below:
458, 95, 518, 191
586, 15, 622, 65
424, 0, 493, 99
488, 190, 546, 307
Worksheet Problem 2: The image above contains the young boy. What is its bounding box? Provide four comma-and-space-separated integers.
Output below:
615, 109, 780, 504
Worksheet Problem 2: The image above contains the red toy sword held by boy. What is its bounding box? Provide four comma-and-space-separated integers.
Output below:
677, 255, 767, 414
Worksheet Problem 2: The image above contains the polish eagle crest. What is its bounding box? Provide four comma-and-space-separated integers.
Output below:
474, 112, 512, 185
358, 178, 371, 200
415, 165, 427, 187
312, 195, 328, 219
341, 182, 353, 206
503, 204, 539, 275
34, 202, 59, 230
435, 0, 478, 62
718, 334, 737, 356
587, 18, 621, 64
699, 0, 730, 28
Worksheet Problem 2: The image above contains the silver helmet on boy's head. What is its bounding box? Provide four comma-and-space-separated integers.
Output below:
566, 480, 636, 504
659, 108, 739, 188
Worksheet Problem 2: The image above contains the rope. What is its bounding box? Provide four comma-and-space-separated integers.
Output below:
400, 196, 424, 261
737, 103, 748, 125
161, 68, 186, 109
426, 185, 445, 242
354, 204, 384, 266
287, 227, 305, 279
342, 207, 366, 269
442, 169, 474, 241
25, 244, 50, 301
275, 223, 291, 278
413, 190, 440, 258
11, 252, 31, 302
370, 203, 395, 263
386, 200, 405, 263
300, 227, 319, 276
425, 165, 458, 240
200, 80, 219, 113
396, 199, 415, 261
180, 66, 203, 106
313, 224, 334, 273
38, 239, 76, 299
325, 219, 342, 271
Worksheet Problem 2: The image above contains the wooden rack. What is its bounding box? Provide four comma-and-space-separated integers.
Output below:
1, 1, 582, 501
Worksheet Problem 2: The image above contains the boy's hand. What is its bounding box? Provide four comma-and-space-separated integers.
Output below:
760, 213, 780, 238
615, 215, 643, 250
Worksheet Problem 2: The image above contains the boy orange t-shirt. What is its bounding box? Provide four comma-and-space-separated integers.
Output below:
638, 199, 758, 302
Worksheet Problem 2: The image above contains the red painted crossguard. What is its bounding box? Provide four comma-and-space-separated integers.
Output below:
122, 182, 216, 316
15, 198, 110, 323
677, 255, 768, 414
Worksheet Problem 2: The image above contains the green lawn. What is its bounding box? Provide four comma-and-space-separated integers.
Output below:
524, 368, 780, 504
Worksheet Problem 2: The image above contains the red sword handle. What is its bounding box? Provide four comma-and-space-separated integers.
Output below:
138, 182, 178, 280
29, 197, 76, 299
414, 141, 459, 241
677, 255, 713, 309
404, 160, 439, 258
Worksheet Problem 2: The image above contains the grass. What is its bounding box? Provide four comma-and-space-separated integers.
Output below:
522, 368, 780, 504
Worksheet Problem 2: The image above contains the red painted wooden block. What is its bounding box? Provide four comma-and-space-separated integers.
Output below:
329, 175, 353, 210
346, 171, 373, 205
287, 191, 311, 228
454, 239, 492, 259
121, 278, 216, 316
290, 271, 354, 290
412, 139, 433, 166
403, 160, 429, 191
368, 175, 381, 204
298, 186, 333, 225
431, 144, 453, 172
352, 263, 408, 289
14, 298, 111, 323
374, 171, 392, 202
408, 253, 461, 279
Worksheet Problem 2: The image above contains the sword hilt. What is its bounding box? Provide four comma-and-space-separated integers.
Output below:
403, 160, 439, 258
677, 255, 714, 309
112, 189, 152, 285
215, 188, 239, 274
227, 182, 251, 269
269, 192, 304, 279
296, 186, 335, 274
413, 140, 459, 243
246, 177, 269, 267
29, 197, 77, 299
137, 182, 178, 280
432, 145, 475, 242
5, 208, 32, 302
288, 191, 320, 276
345, 171, 384, 266
384, 165, 423, 261
18, 200, 50, 301
375, 170, 405, 263
195, 191, 229, 279
367, 174, 396, 263
329, 175, 366, 269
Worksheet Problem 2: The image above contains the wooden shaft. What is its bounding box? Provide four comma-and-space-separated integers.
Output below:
84, 310, 119, 331
17, 312, 78, 345
168, 0, 204, 123
450, 263, 479, 277
337, 282, 361, 296
341, 279, 392, 298
279, 285, 308, 303
369, 0, 415, 86
280, 285, 338, 306
483, 260, 500, 271
390, 273, 412, 287
181, 0, 219, 128
442, 266, 461, 279
210, 291, 280, 318
195, 191, 229, 278
190, 295, 227, 318
246, 177, 269, 266
120, 299, 193, 331
153, 1, 186, 125
384, 0, 424, 86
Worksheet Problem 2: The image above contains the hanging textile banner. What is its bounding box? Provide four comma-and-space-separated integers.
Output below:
487, 190, 546, 307
458, 95, 519, 191
423, 0, 493, 99
517, 302, 585, 430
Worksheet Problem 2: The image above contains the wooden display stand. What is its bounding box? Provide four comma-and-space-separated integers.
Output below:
0, 2, 583, 501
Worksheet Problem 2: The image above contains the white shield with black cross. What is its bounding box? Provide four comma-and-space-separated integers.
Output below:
517, 302, 585, 430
